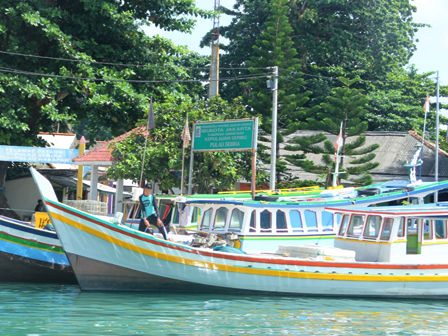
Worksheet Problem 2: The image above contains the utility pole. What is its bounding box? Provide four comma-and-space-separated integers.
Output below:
269, 66, 278, 190
435, 70, 440, 202
76, 136, 86, 200
209, 0, 220, 97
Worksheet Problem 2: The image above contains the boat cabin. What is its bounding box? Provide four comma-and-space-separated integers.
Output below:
328, 203, 448, 263
188, 200, 337, 251
124, 195, 201, 230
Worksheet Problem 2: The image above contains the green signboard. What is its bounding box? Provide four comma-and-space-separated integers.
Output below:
193, 119, 255, 152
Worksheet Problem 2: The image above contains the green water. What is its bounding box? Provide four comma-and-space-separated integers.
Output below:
0, 283, 448, 335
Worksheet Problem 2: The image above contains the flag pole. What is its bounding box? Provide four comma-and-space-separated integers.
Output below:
180, 145, 186, 196
139, 97, 154, 187
180, 115, 188, 195
333, 149, 340, 188
333, 122, 343, 187
420, 95, 430, 179
435, 71, 440, 202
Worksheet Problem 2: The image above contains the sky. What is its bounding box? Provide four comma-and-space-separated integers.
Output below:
143, 0, 448, 86
411, 0, 448, 86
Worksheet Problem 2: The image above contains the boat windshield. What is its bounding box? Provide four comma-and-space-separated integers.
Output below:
363, 215, 382, 239
289, 210, 303, 232
435, 219, 447, 239
249, 210, 256, 232
201, 208, 212, 229
229, 208, 244, 231
347, 215, 365, 237
380, 218, 394, 241
338, 214, 350, 236
213, 207, 228, 230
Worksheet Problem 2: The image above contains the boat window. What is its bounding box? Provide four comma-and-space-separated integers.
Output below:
289, 210, 303, 232
276, 210, 287, 233
363, 215, 382, 239
201, 208, 212, 229
229, 208, 244, 231
128, 203, 139, 219
397, 217, 405, 237
435, 220, 447, 239
338, 214, 350, 236
191, 206, 199, 224
380, 218, 394, 241
304, 210, 318, 232
322, 211, 334, 232
161, 204, 173, 224
347, 215, 365, 237
423, 219, 432, 240
213, 207, 229, 230
159, 203, 169, 219
172, 204, 179, 224
260, 210, 272, 233
249, 210, 256, 232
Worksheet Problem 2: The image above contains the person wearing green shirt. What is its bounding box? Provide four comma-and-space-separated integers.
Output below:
138, 183, 167, 240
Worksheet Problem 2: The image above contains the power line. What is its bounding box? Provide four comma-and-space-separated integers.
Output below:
2, 49, 438, 85
278, 67, 439, 84
0, 50, 268, 70
0, 66, 270, 83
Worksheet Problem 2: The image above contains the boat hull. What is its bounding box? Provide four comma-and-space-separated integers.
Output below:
31, 168, 448, 297
0, 215, 76, 284
0, 250, 75, 283
44, 201, 448, 298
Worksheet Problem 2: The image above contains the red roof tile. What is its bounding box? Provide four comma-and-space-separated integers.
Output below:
73, 126, 147, 164
408, 130, 448, 157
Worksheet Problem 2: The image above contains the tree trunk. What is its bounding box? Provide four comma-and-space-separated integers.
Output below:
0, 161, 20, 219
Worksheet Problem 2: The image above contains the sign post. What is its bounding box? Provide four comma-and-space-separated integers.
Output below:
188, 118, 258, 196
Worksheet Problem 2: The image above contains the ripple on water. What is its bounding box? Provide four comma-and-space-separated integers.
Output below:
0, 284, 448, 335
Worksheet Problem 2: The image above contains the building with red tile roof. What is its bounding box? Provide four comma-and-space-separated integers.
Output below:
72, 125, 147, 212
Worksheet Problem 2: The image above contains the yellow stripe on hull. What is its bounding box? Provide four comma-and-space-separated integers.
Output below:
51, 211, 448, 283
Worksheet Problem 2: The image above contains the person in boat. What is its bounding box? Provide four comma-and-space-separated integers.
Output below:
34, 199, 46, 212
138, 183, 167, 240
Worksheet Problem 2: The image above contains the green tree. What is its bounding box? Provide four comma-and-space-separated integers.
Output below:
205, 0, 428, 127
244, 0, 316, 184
283, 133, 327, 172
307, 78, 380, 185
107, 96, 267, 193
365, 66, 437, 132
0, 0, 210, 217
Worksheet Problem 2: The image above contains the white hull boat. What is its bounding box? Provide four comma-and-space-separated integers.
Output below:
31, 168, 448, 298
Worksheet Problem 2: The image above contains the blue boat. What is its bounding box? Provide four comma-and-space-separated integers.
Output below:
0, 215, 76, 283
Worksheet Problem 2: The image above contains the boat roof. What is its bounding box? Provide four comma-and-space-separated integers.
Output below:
184, 180, 448, 208
326, 202, 448, 217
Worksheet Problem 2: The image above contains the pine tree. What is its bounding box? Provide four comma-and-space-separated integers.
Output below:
307, 77, 380, 185
244, 0, 317, 184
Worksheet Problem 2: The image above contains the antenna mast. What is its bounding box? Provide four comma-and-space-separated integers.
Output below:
209, 0, 220, 97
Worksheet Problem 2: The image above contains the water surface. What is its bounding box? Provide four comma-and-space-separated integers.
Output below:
0, 283, 447, 335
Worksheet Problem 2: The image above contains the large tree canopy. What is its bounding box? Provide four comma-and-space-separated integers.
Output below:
0, 0, 210, 146
0, 0, 210, 217
203, 0, 432, 125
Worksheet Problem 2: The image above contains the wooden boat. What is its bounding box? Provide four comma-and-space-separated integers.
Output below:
183, 178, 448, 252
0, 214, 76, 283
31, 168, 448, 297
